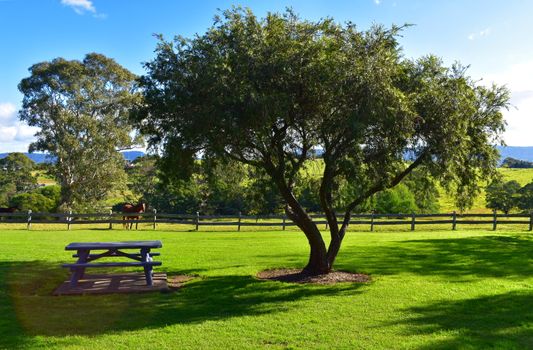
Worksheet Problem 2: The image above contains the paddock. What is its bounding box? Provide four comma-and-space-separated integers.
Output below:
1, 226, 532, 349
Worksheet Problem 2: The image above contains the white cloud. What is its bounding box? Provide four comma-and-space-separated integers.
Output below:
484, 61, 533, 146
468, 27, 491, 41
0, 126, 17, 142
61, 0, 95, 13
60, 0, 106, 18
374, 0, 381, 5
0, 102, 16, 125
0, 102, 39, 152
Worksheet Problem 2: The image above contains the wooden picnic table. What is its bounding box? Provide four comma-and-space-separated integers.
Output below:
63, 240, 162, 287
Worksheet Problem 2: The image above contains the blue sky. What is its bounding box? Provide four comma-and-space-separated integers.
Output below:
1, 0, 532, 151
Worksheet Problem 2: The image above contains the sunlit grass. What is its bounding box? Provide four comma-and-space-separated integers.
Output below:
0, 227, 532, 349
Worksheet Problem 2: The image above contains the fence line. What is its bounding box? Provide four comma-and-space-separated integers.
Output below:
1, 209, 532, 231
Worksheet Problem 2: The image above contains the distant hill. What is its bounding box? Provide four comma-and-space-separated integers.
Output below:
1, 147, 532, 164
0, 151, 146, 163
496, 146, 533, 163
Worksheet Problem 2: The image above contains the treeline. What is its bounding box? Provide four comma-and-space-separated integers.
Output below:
486, 179, 533, 214
501, 157, 533, 168
0, 153, 61, 212
5, 152, 533, 215
1, 151, 441, 214
123, 155, 440, 215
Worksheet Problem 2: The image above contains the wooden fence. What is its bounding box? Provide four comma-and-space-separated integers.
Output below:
1, 210, 532, 231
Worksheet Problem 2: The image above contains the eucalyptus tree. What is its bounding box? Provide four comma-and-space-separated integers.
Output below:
134, 8, 510, 274
19, 53, 141, 209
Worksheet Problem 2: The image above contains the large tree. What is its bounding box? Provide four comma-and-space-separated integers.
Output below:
134, 9, 510, 274
19, 53, 141, 210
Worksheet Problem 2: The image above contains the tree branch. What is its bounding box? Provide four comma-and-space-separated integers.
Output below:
341, 150, 429, 231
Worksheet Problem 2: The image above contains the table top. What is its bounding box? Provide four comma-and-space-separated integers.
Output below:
65, 240, 162, 250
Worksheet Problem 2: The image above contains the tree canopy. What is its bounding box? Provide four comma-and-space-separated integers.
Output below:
0, 153, 38, 206
485, 180, 521, 214
501, 157, 533, 168
18, 53, 141, 210
134, 8, 510, 274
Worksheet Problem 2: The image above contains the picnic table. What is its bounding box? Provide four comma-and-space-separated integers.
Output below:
63, 240, 162, 287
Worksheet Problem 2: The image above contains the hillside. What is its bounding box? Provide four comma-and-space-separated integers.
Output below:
438, 168, 533, 213
496, 146, 533, 162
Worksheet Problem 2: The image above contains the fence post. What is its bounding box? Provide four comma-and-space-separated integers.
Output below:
411, 212, 416, 231
282, 216, 286, 231
109, 209, 113, 230
238, 211, 242, 232
492, 209, 497, 231
27, 209, 32, 230
195, 211, 200, 231
529, 211, 532, 231
153, 209, 157, 230
452, 211, 457, 230
370, 212, 375, 232
67, 210, 72, 231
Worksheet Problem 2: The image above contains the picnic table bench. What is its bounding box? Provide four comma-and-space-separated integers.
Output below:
63, 240, 162, 287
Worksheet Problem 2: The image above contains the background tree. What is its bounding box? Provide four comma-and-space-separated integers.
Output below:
0, 153, 38, 206
9, 185, 61, 213
245, 167, 283, 215
374, 184, 418, 214
18, 53, 141, 210
134, 8, 509, 274
403, 169, 440, 213
126, 155, 159, 202
485, 180, 521, 214
501, 157, 533, 168
516, 181, 533, 212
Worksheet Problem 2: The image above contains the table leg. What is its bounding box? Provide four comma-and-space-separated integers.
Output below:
140, 248, 153, 286
70, 249, 89, 287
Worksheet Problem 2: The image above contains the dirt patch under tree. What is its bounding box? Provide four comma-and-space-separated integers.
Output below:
257, 268, 370, 284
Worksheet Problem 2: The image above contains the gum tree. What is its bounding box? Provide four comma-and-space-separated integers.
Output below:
134, 9, 510, 274
19, 53, 141, 209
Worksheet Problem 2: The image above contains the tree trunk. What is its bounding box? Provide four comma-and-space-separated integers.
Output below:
283, 199, 330, 275
326, 221, 348, 268
274, 176, 330, 275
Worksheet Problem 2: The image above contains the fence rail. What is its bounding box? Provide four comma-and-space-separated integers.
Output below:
1, 209, 532, 231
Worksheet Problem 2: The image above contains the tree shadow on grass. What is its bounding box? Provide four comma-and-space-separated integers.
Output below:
0, 260, 364, 342
336, 234, 533, 280
388, 291, 533, 349
0, 262, 29, 349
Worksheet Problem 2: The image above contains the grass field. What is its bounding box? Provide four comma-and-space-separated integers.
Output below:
1, 226, 532, 349
438, 168, 533, 213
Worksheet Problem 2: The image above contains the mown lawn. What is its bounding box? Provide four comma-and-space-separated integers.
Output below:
0, 226, 532, 349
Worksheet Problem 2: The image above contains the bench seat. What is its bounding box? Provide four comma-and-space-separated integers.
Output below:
62, 261, 162, 268
72, 252, 161, 258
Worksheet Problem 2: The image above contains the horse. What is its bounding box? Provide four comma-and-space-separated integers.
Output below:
122, 202, 146, 230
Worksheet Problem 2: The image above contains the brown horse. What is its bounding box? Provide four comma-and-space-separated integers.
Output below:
122, 202, 146, 230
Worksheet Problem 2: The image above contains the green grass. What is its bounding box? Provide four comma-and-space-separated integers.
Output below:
32, 171, 56, 186
0, 226, 532, 349
500, 168, 533, 186
438, 168, 533, 213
